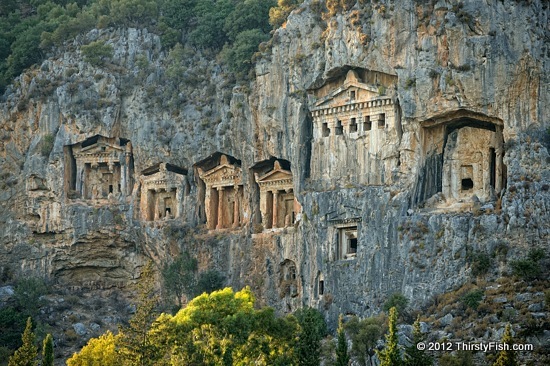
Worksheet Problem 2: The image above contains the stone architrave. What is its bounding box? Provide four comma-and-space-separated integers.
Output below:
254, 161, 296, 230
70, 136, 133, 200
309, 69, 399, 186
198, 155, 244, 230
139, 163, 187, 222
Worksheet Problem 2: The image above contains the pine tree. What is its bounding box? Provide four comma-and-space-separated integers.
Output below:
493, 324, 517, 366
376, 307, 402, 366
404, 317, 432, 366
118, 262, 160, 366
335, 315, 350, 366
42, 333, 54, 366
294, 307, 327, 366
8, 317, 38, 366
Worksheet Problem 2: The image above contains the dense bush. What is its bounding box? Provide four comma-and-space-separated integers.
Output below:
510, 248, 546, 280
80, 40, 113, 66
383, 292, 409, 314
462, 289, 484, 310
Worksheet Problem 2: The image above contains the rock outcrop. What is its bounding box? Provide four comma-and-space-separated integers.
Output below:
0, 0, 548, 355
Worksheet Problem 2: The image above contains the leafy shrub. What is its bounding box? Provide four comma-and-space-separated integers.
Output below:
40, 133, 55, 157
194, 269, 225, 296
470, 251, 492, 276
383, 293, 409, 314
269, 0, 303, 28
81, 40, 113, 66
510, 248, 546, 280
462, 289, 483, 310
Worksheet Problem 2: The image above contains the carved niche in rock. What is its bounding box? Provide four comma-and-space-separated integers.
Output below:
22, 174, 63, 233
140, 163, 188, 221
279, 259, 299, 300
326, 206, 362, 261
308, 68, 400, 186
416, 111, 506, 208
197, 154, 244, 230
65, 135, 134, 201
254, 160, 298, 230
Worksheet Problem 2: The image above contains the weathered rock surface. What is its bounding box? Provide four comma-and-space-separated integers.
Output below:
0, 1, 549, 361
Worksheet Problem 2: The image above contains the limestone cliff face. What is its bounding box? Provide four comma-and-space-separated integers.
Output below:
0, 0, 549, 339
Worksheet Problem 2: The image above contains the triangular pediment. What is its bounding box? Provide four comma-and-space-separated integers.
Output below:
314, 83, 379, 109
258, 169, 292, 183
326, 205, 362, 223
81, 142, 124, 154
200, 164, 242, 186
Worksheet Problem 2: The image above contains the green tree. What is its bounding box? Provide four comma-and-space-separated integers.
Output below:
162, 251, 197, 308
345, 315, 384, 366
189, 0, 234, 49
159, 0, 196, 30
41, 333, 53, 366
404, 317, 432, 366
8, 317, 38, 366
194, 269, 225, 296
67, 331, 122, 366
376, 307, 402, 366
493, 324, 517, 366
0, 306, 27, 350
118, 262, 161, 366
223, 0, 275, 42
80, 40, 113, 66
149, 287, 297, 365
335, 315, 350, 366
294, 307, 327, 366
221, 28, 269, 77
383, 293, 409, 315
14, 277, 48, 318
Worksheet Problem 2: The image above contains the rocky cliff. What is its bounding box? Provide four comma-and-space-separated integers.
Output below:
1, 0, 549, 363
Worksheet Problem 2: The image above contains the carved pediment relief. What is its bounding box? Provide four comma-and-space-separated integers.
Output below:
311, 70, 390, 111
199, 164, 242, 187
79, 143, 124, 155
326, 205, 362, 224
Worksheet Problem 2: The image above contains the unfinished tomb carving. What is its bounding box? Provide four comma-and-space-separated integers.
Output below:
254, 160, 298, 230
65, 135, 134, 200
417, 112, 506, 208
197, 154, 245, 229
309, 69, 400, 186
140, 163, 188, 221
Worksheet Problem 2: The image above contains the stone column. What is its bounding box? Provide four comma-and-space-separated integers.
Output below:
76, 161, 84, 197
272, 190, 279, 229
233, 186, 240, 228
216, 187, 225, 229
154, 189, 160, 221
495, 148, 503, 193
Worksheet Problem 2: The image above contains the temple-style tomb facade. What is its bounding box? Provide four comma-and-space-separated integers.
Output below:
254, 160, 297, 230
65, 135, 134, 200
139, 163, 188, 221
197, 154, 244, 229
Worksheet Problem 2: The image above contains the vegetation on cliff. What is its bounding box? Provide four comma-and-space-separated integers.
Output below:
0, 0, 300, 93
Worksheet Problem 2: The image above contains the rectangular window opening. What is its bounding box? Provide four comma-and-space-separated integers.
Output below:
363, 116, 372, 132
335, 120, 343, 135
350, 118, 357, 133
322, 122, 330, 137
378, 113, 386, 129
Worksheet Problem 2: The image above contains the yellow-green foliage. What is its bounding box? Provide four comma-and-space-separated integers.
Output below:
154, 287, 297, 365
71, 287, 299, 365
269, 0, 304, 28
66, 331, 122, 366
